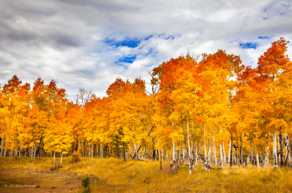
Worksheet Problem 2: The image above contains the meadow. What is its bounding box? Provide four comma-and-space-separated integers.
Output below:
0, 158, 291, 193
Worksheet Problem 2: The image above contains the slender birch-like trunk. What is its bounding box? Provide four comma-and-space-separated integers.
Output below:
53, 152, 56, 168
287, 136, 291, 165
60, 152, 63, 166
246, 154, 250, 165
219, 144, 223, 167
282, 135, 289, 165
30, 147, 34, 159
186, 119, 192, 174
172, 140, 176, 161
204, 143, 207, 163
0, 138, 3, 156
91, 144, 94, 157
279, 129, 284, 166
182, 148, 185, 161
208, 144, 211, 165
213, 139, 217, 166
3, 148, 6, 157
264, 148, 269, 167
256, 152, 260, 167
194, 143, 198, 165
33, 148, 37, 159
100, 144, 104, 158
159, 150, 163, 170
240, 136, 243, 165
228, 141, 232, 166
213, 142, 217, 166
222, 143, 226, 165
273, 132, 278, 166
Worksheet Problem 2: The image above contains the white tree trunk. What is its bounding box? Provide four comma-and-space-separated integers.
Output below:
228, 141, 232, 165
60, 152, 63, 165
208, 144, 211, 165
91, 144, 94, 157
172, 140, 176, 161
30, 147, 34, 159
264, 148, 269, 166
186, 120, 192, 174
182, 148, 185, 160
285, 135, 289, 165
219, 144, 223, 167
256, 152, 260, 167
247, 154, 250, 165
273, 132, 278, 166
0, 139, 3, 156
194, 144, 198, 165
204, 143, 207, 162
53, 152, 56, 167
100, 144, 104, 158
213, 140, 217, 166
159, 150, 163, 170
287, 136, 291, 164
222, 143, 226, 165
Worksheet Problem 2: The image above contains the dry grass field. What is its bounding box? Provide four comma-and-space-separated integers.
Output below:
0, 158, 291, 193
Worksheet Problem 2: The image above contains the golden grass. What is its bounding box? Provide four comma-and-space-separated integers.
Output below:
62, 158, 292, 193
1, 157, 292, 193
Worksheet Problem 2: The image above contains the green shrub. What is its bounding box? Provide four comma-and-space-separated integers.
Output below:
82, 176, 90, 193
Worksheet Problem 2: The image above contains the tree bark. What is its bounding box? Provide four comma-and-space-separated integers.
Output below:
284, 135, 289, 165
132, 126, 154, 159
3, 148, 6, 157
53, 152, 56, 168
246, 154, 250, 165
264, 148, 269, 166
60, 152, 63, 166
279, 129, 284, 166
159, 150, 163, 170
186, 119, 192, 174
194, 143, 198, 166
222, 143, 226, 165
240, 136, 243, 165
219, 144, 223, 167
228, 140, 232, 166
91, 144, 94, 157
100, 144, 104, 158
208, 144, 211, 165
256, 152, 260, 167
213, 139, 217, 166
273, 132, 278, 166
204, 143, 207, 163
172, 140, 176, 161
0, 138, 3, 156
122, 143, 126, 161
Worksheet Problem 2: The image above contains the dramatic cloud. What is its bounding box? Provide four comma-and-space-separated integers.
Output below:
0, 0, 292, 99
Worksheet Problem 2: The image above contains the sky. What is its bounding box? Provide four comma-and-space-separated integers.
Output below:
0, 0, 292, 99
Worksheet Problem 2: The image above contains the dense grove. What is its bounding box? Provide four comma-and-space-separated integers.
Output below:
0, 38, 291, 172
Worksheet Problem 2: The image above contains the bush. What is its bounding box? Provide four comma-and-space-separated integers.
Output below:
82, 176, 90, 193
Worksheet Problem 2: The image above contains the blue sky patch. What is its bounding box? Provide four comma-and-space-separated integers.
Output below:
145, 48, 157, 57
116, 54, 137, 64
104, 34, 178, 49
105, 37, 141, 48
258, 35, 271, 40
144, 35, 154, 41
239, 42, 257, 49
157, 34, 176, 40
